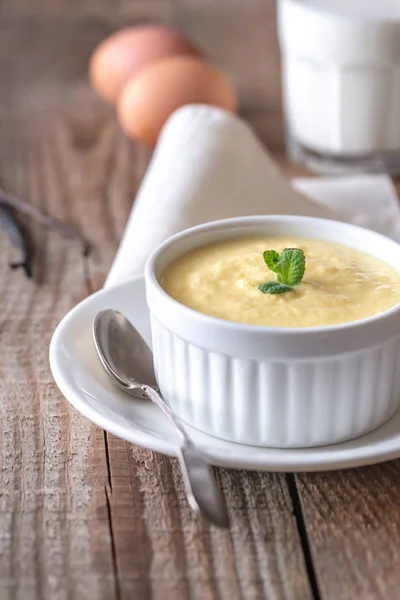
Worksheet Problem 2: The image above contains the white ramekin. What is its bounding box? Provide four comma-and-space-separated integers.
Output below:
145, 216, 400, 448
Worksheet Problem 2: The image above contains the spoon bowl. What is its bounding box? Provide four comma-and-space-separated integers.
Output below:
93, 309, 158, 398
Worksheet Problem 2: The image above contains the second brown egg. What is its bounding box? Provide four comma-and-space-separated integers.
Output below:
117, 56, 238, 147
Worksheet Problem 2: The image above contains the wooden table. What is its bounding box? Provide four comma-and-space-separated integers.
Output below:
1, 2, 400, 599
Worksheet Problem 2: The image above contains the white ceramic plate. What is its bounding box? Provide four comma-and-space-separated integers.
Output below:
50, 276, 400, 472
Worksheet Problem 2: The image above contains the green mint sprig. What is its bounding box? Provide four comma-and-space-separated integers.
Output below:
258, 248, 305, 295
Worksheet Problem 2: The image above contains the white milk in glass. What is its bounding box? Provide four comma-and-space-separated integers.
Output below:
278, 0, 400, 173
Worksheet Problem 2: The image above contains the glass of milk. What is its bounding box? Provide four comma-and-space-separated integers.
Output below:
278, 0, 400, 174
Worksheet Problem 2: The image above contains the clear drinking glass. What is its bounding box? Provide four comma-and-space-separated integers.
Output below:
277, 0, 400, 174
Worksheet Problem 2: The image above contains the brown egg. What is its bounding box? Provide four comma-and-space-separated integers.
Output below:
117, 56, 238, 147
89, 26, 201, 104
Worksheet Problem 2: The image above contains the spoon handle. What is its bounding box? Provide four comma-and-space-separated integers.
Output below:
142, 385, 229, 528
142, 384, 188, 443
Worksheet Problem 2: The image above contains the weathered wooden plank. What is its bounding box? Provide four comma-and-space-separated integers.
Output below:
52, 102, 152, 292
0, 14, 125, 600
103, 441, 313, 600
296, 463, 400, 600
0, 122, 117, 600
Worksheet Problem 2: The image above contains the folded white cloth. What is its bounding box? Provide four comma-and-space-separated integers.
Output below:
105, 105, 400, 288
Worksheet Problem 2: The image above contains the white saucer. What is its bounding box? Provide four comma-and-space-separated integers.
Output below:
50, 276, 400, 472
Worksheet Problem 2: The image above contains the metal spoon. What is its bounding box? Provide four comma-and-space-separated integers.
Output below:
93, 309, 230, 528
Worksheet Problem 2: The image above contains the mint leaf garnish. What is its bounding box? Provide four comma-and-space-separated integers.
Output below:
258, 282, 293, 294
259, 247, 306, 294
277, 248, 306, 286
263, 250, 280, 272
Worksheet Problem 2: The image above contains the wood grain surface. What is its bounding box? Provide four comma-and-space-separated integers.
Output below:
0, 1, 399, 599
297, 463, 400, 600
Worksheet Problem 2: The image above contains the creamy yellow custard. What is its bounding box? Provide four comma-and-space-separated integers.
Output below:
161, 236, 400, 327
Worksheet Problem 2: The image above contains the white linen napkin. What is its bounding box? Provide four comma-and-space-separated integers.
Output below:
105, 105, 400, 288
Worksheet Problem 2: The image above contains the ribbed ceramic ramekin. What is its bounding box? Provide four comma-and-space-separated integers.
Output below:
145, 216, 400, 448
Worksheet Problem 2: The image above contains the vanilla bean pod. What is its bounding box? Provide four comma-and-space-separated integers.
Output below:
0, 204, 33, 278
0, 187, 91, 256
